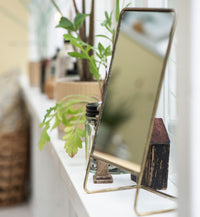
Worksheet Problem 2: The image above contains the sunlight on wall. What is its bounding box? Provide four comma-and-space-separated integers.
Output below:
0, 0, 28, 74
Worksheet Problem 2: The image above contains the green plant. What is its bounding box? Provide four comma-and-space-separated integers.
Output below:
38, 0, 132, 157
56, 10, 114, 98
52, 0, 95, 81
38, 95, 97, 157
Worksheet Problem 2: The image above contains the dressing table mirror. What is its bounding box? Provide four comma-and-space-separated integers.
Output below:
84, 8, 176, 216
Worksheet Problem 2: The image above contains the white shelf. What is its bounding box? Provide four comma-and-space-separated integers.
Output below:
20, 76, 177, 217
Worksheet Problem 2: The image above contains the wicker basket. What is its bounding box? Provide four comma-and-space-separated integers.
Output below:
0, 127, 29, 207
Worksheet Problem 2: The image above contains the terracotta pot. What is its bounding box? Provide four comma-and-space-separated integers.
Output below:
44, 77, 56, 99
28, 62, 41, 87
55, 77, 100, 138
40, 59, 49, 93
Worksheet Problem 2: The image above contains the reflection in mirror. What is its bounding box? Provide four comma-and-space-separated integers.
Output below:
93, 10, 175, 173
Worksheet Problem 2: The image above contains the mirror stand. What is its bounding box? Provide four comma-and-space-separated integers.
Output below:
134, 186, 176, 216
83, 157, 137, 194
84, 157, 177, 216
93, 160, 113, 184
83, 8, 177, 216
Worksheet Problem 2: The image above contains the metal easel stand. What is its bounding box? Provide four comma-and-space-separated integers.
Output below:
84, 157, 177, 216
83, 157, 137, 194
134, 186, 177, 216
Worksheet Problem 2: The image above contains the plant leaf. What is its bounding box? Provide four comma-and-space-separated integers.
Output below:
57, 109, 63, 120
78, 120, 86, 125
64, 126, 74, 134
89, 55, 100, 80
56, 17, 74, 31
96, 52, 102, 59
39, 122, 45, 128
62, 114, 68, 125
66, 107, 84, 115
105, 45, 112, 56
76, 128, 86, 138
73, 13, 89, 31
67, 115, 79, 121
63, 34, 82, 50
98, 42, 104, 55
38, 128, 50, 151
68, 51, 87, 59
96, 34, 112, 42
51, 118, 60, 130
105, 11, 109, 20
125, 2, 132, 8
42, 107, 55, 124
64, 131, 82, 157
85, 44, 92, 53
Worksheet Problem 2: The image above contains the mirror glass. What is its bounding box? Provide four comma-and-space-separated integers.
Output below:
93, 10, 175, 173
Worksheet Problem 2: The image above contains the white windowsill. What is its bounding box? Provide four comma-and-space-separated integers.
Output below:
20, 75, 177, 217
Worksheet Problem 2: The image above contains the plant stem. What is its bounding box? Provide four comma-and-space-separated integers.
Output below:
58, 94, 98, 105
67, 30, 83, 80
85, 0, 95, 81
79, 0, 86, 42
81, 0, 86, 42
62, 100, 96, 108
72, 0, 79, 14
72, 108, 84, 134
88, 0, 95, 54
79, 0, 88, 81
51, 0, 63, 16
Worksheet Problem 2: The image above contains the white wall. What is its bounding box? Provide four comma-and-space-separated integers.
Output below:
176, 0, 200, 217
29, 0, 69, 61
31, 117, 77, 217
0, 0, 28, 74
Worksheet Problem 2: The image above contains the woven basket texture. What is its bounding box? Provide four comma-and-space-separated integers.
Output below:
0, 69, 30, 207
0, 128, 29, 206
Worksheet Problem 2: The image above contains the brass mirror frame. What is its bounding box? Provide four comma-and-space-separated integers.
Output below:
84, 8, 177, 216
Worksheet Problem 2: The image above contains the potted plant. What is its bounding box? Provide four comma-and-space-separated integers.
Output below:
53, 0, 104, 133
38, 0, 131, 158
